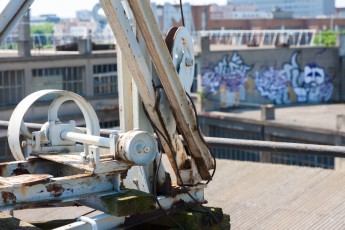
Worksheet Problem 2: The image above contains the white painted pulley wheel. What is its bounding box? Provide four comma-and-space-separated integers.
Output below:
8, 90, 100, 160
166, 26, 195, 93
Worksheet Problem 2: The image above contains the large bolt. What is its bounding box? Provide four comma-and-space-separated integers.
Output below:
185, 58, 194, 67
143, 146, 151, 153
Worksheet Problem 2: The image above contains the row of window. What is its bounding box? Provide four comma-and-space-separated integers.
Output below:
0, 70, 24, 106
0, 64, 118, 106
1, 63, 197, 106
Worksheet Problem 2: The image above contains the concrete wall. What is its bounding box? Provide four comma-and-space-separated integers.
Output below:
0, 52, 118, 122
198, 37, 342, 110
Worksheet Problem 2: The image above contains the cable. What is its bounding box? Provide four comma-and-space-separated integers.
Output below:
153, 150, 185, 230
179, 0, 185, 27
142, 88, 223, 229
149, 90, 185, 230
185, 91, 217, 184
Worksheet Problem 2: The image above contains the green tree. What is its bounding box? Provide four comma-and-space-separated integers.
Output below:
30, 22, 54, 35
314, 30, 336, 47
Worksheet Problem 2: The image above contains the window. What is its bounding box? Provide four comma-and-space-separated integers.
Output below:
32, 66, 84, 95
0, 137, 14, 162
93, 64, 117, 96
0, 70, 24, 106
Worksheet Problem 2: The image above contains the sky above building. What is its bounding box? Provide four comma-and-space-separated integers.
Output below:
0, 0, 344, 18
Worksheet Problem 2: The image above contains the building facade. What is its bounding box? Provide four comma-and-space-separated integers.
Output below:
0, 50, 119, 161
227, 0, 335, 18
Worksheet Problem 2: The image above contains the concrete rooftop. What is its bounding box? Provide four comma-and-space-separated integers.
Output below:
206, 159, 345, 230
203, 103, 345, 132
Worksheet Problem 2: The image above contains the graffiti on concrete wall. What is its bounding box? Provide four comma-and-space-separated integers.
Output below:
202, 51, 334, 107
202, 52, 252, 107
255, 52, 334, 104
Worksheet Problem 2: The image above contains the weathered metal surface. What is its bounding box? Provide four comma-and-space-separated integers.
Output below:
34, 154, 130, 174
0, 159, 59, 177
157, 187, 206, 210
167, 27, 195, 94
100, 0, 191, 184
0, 172, 119, 209
128, 1, 214, 179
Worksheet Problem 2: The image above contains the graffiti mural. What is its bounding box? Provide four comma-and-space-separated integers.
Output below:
202, 52, 252, 107
256, 52, 334, 104
202, 50, 334, 108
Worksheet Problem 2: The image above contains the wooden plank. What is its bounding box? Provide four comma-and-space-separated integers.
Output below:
128, 1, 214, 179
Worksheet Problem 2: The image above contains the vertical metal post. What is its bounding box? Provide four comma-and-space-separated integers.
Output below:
335, 114, 345, 171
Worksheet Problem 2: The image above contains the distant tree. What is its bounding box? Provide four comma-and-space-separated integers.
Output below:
30, 22, 54, 35
30, 23, 54, 47
314, 30, 337, 47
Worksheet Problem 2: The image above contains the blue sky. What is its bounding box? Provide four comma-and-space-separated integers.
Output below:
0, 0, 344, 18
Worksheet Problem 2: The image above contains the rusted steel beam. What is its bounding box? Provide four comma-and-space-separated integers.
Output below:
0, 173, 118, 209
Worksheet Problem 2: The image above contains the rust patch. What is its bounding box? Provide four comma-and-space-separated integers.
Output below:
46, 184, 65, 198
12, 163, 30, 176
2, 191, 17, 205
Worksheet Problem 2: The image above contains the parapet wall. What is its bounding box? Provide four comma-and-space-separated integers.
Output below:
197, 40, 341, 110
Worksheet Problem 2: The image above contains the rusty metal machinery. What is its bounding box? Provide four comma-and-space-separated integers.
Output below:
0, 1, 227, 229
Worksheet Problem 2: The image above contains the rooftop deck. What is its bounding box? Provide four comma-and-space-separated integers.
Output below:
206, 159, 345, 229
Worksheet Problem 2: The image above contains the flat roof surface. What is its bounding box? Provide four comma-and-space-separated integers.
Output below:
206, 159, 345, 230
203, 103, 345, 132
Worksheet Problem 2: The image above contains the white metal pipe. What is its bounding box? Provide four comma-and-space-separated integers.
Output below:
60, 131, 110, 148
77, 216, 98, 230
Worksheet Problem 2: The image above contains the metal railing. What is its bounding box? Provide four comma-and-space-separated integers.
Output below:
195, 29, 318, 47
1, 120, 344, 162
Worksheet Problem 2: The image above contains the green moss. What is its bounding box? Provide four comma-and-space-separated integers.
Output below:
100, 189, 155, 216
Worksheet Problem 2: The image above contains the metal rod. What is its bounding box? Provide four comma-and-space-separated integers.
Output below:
60, 131, 110, 148
2, 120, 345, 158
203, 137, 345, 158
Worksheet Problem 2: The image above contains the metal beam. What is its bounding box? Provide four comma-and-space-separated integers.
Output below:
99, 0, 191, 184
0, 0, 34, 42
128, 0, 214, 179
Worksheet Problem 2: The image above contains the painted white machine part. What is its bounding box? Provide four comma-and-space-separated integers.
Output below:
171, 27, 195, 94
7, 90, 100, 160
117, 130, 158, 166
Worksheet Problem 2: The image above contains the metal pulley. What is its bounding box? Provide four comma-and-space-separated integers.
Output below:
165, 26, 195, 93
8, 90, 100, 161
116, 130, 158, 166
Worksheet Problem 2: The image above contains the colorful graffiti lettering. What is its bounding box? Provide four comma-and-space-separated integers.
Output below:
202, 51, 334, 107
255, 52, 334, 104
202, 52, 252, 95
254, 67, 290, 104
